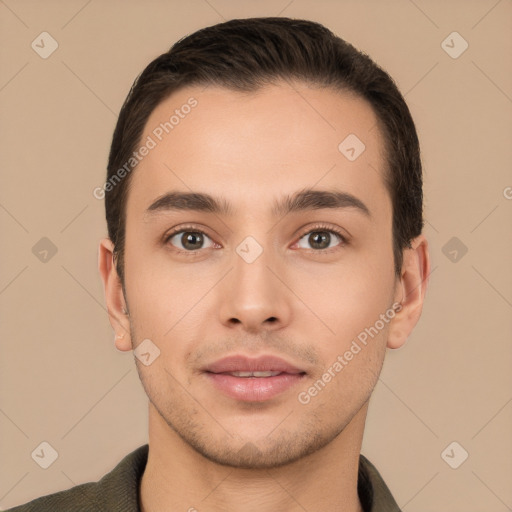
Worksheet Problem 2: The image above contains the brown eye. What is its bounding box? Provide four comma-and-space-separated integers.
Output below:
168, 231, 214, 251
297, 230, 345, 250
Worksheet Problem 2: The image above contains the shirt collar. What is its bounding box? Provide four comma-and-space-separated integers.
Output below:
96, 445, 400, 511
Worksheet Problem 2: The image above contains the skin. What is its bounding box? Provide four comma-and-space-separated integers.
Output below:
99, 81, 430, 512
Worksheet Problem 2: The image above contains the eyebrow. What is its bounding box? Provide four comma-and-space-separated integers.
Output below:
145, 188, 371, 218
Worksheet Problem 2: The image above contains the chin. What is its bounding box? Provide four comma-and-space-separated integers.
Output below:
181, 426, 332, 470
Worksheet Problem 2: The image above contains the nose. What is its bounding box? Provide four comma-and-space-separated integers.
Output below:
217, 242, 292, 334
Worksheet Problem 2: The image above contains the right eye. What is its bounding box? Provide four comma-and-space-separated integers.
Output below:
166, 230, 217, 252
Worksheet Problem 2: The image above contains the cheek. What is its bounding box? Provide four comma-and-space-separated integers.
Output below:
124, 237, 196, 322
297, 322, 389, 414
296, 247, 395, 345
294, 245, 395, 398
124, 245, 223, 373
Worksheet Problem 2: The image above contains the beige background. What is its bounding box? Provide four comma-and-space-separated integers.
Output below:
1, 0, 511, 510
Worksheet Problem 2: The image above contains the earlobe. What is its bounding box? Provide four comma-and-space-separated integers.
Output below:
114, 332, 130, 352
98, 238, 131, 351
387, 235, 430, 349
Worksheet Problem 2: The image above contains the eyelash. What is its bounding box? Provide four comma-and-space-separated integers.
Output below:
164, 223, 349, 255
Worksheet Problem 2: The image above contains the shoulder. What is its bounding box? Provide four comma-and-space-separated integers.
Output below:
6, 481, 99, 512
358, 453, 402, 512
5, 444, 149, 512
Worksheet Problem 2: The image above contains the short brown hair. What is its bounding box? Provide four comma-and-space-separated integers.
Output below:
105, 17, 423, 283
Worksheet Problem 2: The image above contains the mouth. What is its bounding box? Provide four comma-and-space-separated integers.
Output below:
203, 355, 307, 402
219, 371, 284, 377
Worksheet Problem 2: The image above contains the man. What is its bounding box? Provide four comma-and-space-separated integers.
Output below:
9, 16, 429, 512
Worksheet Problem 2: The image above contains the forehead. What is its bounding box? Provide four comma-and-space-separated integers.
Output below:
128, 81, 389, 218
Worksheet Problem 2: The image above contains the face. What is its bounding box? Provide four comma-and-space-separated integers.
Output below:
120, 82, 402, 468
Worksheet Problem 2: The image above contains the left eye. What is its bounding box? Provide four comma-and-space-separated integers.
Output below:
296, 230, 344, 250
167, 231, 215, 251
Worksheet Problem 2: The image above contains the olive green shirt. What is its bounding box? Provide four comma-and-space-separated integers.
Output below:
6, 445, 401, 511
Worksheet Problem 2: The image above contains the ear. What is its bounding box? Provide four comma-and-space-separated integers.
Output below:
98, 238, 132, 351
387, 235, 430, 349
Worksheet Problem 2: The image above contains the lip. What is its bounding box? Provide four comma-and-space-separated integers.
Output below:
203, 354, 306, 402
204, 354, 304, 374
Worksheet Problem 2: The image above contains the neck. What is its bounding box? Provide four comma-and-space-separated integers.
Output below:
140, 403, 367, 512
